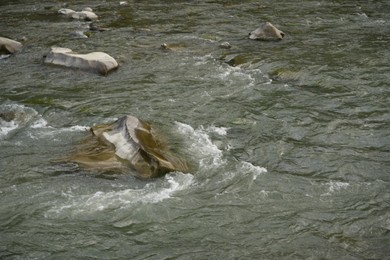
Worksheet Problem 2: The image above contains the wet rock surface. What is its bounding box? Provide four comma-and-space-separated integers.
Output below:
248, 22, 285, 41
43, 47, 118, 75
70, 115, 189, 179
0, 37, 23, 55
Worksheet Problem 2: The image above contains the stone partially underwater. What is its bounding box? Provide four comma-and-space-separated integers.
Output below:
0, 37, 23, 58
44, 47, 118, 75
58, 8, 98, 21
69, 115, 189, 179
249, 22, 285, 41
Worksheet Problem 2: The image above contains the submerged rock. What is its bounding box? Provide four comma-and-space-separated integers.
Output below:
269, 68, 303, 82
44, 47, 118, 75
58, 8, 98, 21
160, 43, 186, 52
0, 37, 23, 55
0, 111, 16, 122
223, 54, 247, 67
0, 104, 38, 139
70, 115, 189, 179
89, 23, 110, 32
70, 31, 88, 39
249, 22, 285, 41
219, 41, 232, 49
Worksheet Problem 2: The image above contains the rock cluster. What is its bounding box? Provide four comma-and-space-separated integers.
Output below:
58, 7, 98, 21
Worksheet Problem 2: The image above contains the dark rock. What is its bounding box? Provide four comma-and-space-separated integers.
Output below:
0, 111, 16, 122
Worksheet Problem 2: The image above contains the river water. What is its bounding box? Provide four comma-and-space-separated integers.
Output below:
1, 0, 389, 259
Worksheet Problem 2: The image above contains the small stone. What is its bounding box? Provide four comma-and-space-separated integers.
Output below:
0, 37, 23, 55
249, 22, 285, 41
71, 31, 88, 39
58, 8, 98, 21
219, 41, 232, 49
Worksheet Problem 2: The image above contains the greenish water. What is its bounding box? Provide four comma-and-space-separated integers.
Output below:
1, 0, 389, 259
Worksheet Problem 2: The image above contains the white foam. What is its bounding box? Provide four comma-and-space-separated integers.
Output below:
356, 12, 368, 19
203, 125, 229, 136
321, 181, 350, 196
259, 190, 270, 197
0, 120, 18, 138
26, 117, 89, 140
217, 65, 256, 85
30, 119, 88, 132
0, 104, 38, 138
31, 118, 50, 128
67, 125, 90, 132
328, 181, 349, 192
194, 54, 214, 66
45, 173, 194, 218
239, 161, 267, 180
175, 122, 226, 168
0, 104, 89, 139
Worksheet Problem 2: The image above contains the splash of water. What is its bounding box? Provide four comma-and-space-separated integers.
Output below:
45, 173, 194, 219
175, 122, 226, 169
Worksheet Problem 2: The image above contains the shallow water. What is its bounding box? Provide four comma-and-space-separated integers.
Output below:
1, 0, 389, 259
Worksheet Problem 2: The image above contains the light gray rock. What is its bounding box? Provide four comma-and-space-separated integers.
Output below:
58, 8, 98, 21
58, 8, 75, 16
0, 37, 23, 55
70, 31, 88, 39
44, 47, 118, 75
219, 41, 232, 49
249, 22, 285, 41
69, 115, 189, 179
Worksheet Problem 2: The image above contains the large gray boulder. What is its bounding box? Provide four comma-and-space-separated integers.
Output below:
249, 22, 285, 41
58, 8, 98, 21
44, 47, 118, 75
0, 37, 23, 55
69, 115, 189, 179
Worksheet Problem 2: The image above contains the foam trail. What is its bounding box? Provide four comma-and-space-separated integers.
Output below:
45, 173, 194, 218
60, 125, 90, 132
30, 117, 89, 132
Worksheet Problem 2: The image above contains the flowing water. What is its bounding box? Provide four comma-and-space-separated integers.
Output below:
1, 0, 389, 259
